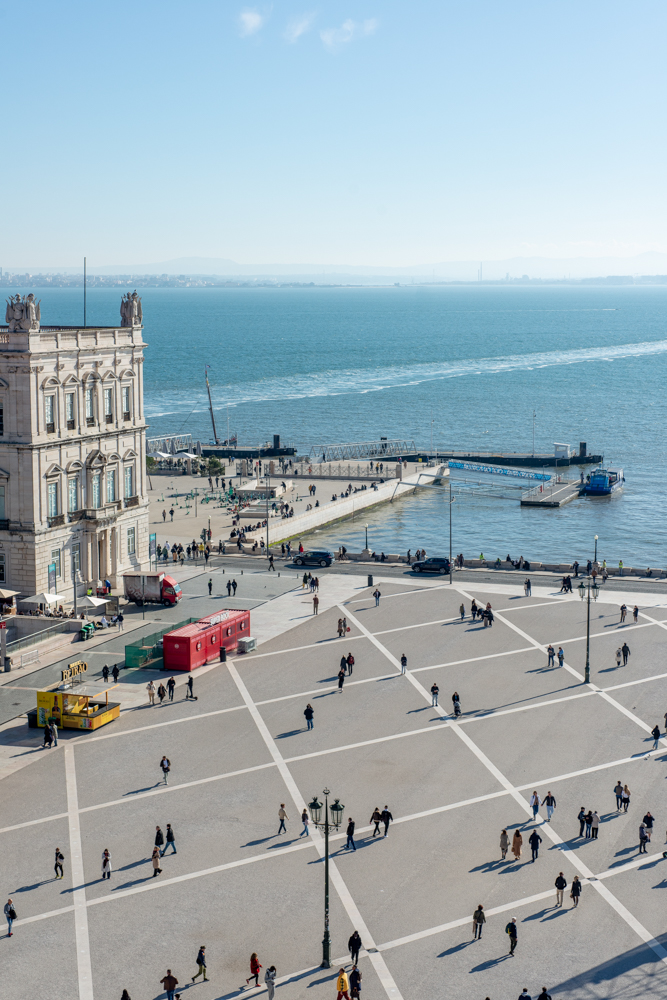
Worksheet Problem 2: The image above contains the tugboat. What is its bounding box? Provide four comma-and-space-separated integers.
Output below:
580, 467, 625, 496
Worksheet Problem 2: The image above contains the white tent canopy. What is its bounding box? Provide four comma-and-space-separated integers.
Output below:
20, 592, 68, 605
76, 595, 109, 608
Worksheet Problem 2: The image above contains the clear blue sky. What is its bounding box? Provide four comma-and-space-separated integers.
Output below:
3, 1, 666, 268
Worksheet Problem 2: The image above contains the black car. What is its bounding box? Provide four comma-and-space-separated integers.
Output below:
294, 550, 335, 567
412, 556, 450, 574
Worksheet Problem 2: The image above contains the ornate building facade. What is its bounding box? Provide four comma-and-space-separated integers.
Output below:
0, 293, 149, 597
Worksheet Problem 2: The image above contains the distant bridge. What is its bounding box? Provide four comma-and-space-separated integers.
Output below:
310, 439, 418, 462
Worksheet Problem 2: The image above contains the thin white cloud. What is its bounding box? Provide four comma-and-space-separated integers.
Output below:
238, 9, 265, 36
284, 12, 316, 43
320, 18, 377, 51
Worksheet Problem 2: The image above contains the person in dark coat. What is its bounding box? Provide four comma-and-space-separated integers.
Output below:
155, 826, 164, 851
348, 930, 362, 965
571, 876, 581, 907
345, 819, 356, 852
338, 668, 345, 692
381, 806, 393, 837
577, 807, 586, 837
112, 664, 120, 683
304, 703, 314, 730
528, 829, 542, 861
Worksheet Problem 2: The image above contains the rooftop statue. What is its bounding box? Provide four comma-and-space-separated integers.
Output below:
5, 293, 41, 332
120, 290, 143, 328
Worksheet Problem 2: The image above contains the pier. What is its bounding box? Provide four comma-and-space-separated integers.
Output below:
520, 479, 582, 507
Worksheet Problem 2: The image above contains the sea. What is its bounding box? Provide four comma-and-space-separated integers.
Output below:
27, 284, 667, 567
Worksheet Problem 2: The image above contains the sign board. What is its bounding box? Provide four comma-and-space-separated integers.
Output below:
48, 562, 57, 595
202, 610, 230, 626
149, 533, 156, 559
61, 660, 88, 683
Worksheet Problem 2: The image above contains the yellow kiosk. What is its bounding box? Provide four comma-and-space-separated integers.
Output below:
36, 661, 121, 731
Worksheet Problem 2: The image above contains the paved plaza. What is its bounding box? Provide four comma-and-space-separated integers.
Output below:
3, 571, 667, 1000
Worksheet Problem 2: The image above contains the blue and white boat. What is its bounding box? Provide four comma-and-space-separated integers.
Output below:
581, 467, 625, 496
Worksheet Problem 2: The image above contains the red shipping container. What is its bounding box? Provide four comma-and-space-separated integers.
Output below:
162, 608, 251, 672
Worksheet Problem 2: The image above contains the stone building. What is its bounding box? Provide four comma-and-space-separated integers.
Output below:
0, 292, 149, 598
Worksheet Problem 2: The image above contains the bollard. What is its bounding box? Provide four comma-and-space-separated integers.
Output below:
368, 574, 373, 587
219, 646, 227, 663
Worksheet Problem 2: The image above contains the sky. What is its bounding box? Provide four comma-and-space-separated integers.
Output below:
3, 1, 667, 269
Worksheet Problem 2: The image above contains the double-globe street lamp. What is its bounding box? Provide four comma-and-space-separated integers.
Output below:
308, 789, 344, 968
578, 573, 600, 683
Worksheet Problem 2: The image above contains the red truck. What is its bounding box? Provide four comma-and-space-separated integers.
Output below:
123, 572, 182, 607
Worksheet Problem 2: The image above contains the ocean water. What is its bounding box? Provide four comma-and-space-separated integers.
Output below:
27, 284, 667, 566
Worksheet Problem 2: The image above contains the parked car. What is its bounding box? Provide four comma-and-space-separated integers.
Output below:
412, 556, 450, 574
294, 550, 335, 567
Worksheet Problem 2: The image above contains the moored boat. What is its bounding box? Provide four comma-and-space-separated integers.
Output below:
580, 467, 624, 496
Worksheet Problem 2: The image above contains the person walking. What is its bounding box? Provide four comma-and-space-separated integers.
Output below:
336, 968, 350, 1000
373, 589, 381, 607
102, 664, 109, 682
643, 811, 654, 841
459, 603, 465, 621
639, 823, 649, 853
226, 579, 232, 597
381, 805, 393, 837
278, 804, 288, 835
186, 676, 194, 700
264, 966, 276, 1000
192, 945, 208, 983
370, 807, 382, 837
542, 791, 556, 822
614, 781, 624, 810
622, 642, 631, 665
313, 595, 319, 615
348, 930, 362, 964
232, 579, 237, 595
117, 612, 124, 632
112, 664, 120, 682
54, 846, 64, 879
157, 683, 167, 705
51, 719, 59, 747
500, 829, 509, 859
101, 849, 112, 880
345, 818, 356, 851
591, 811, 599, 839
529, 828, 542, 861
615, 647, 622, 668
578, 807, 586, 837
400, 653, 407, 674
151, 846, 162, 876
349, 966, 362, 1000
530, 791, 540, 820
42, 722, 53, 749
147, 680, 156, 706
208, 579, 213, 595
633, 605, 639, 623
652, 725, 660, 750
268, 554, 275, 571
246, 953, 262, 988
512, 829, 523, 860
346, 653, 354, 675
555, 872, 567, 906
155, 825, 165, 854
304, 703, 314, 730
4, 897, 16, 937
246, 954, 262, 988
622, 784, 631, 812
300, 810, 310, 838
620, 603, 627, 623
571, 875, 581, 907
505, 917, 518, 955
167, 676, 176, 702
160, 756, 171, 784
537, 988, 552, 1000
431, 682, 439, 707
160, 971, 179, 1000
163, 823, 176, 855
472, 904, 485, 939
338, 667, 346, 692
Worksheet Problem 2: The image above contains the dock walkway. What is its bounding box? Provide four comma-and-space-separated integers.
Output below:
520, 480, 581, 507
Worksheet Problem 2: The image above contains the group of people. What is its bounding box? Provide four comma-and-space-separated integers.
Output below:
468, 599, 494, 626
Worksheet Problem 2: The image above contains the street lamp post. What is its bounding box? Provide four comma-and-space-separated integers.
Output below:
364, 524, 368, 551
578, 574, 599, 683
448, 480, 455, 585
308, 789, 344, 968
594, 534, 598, 564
